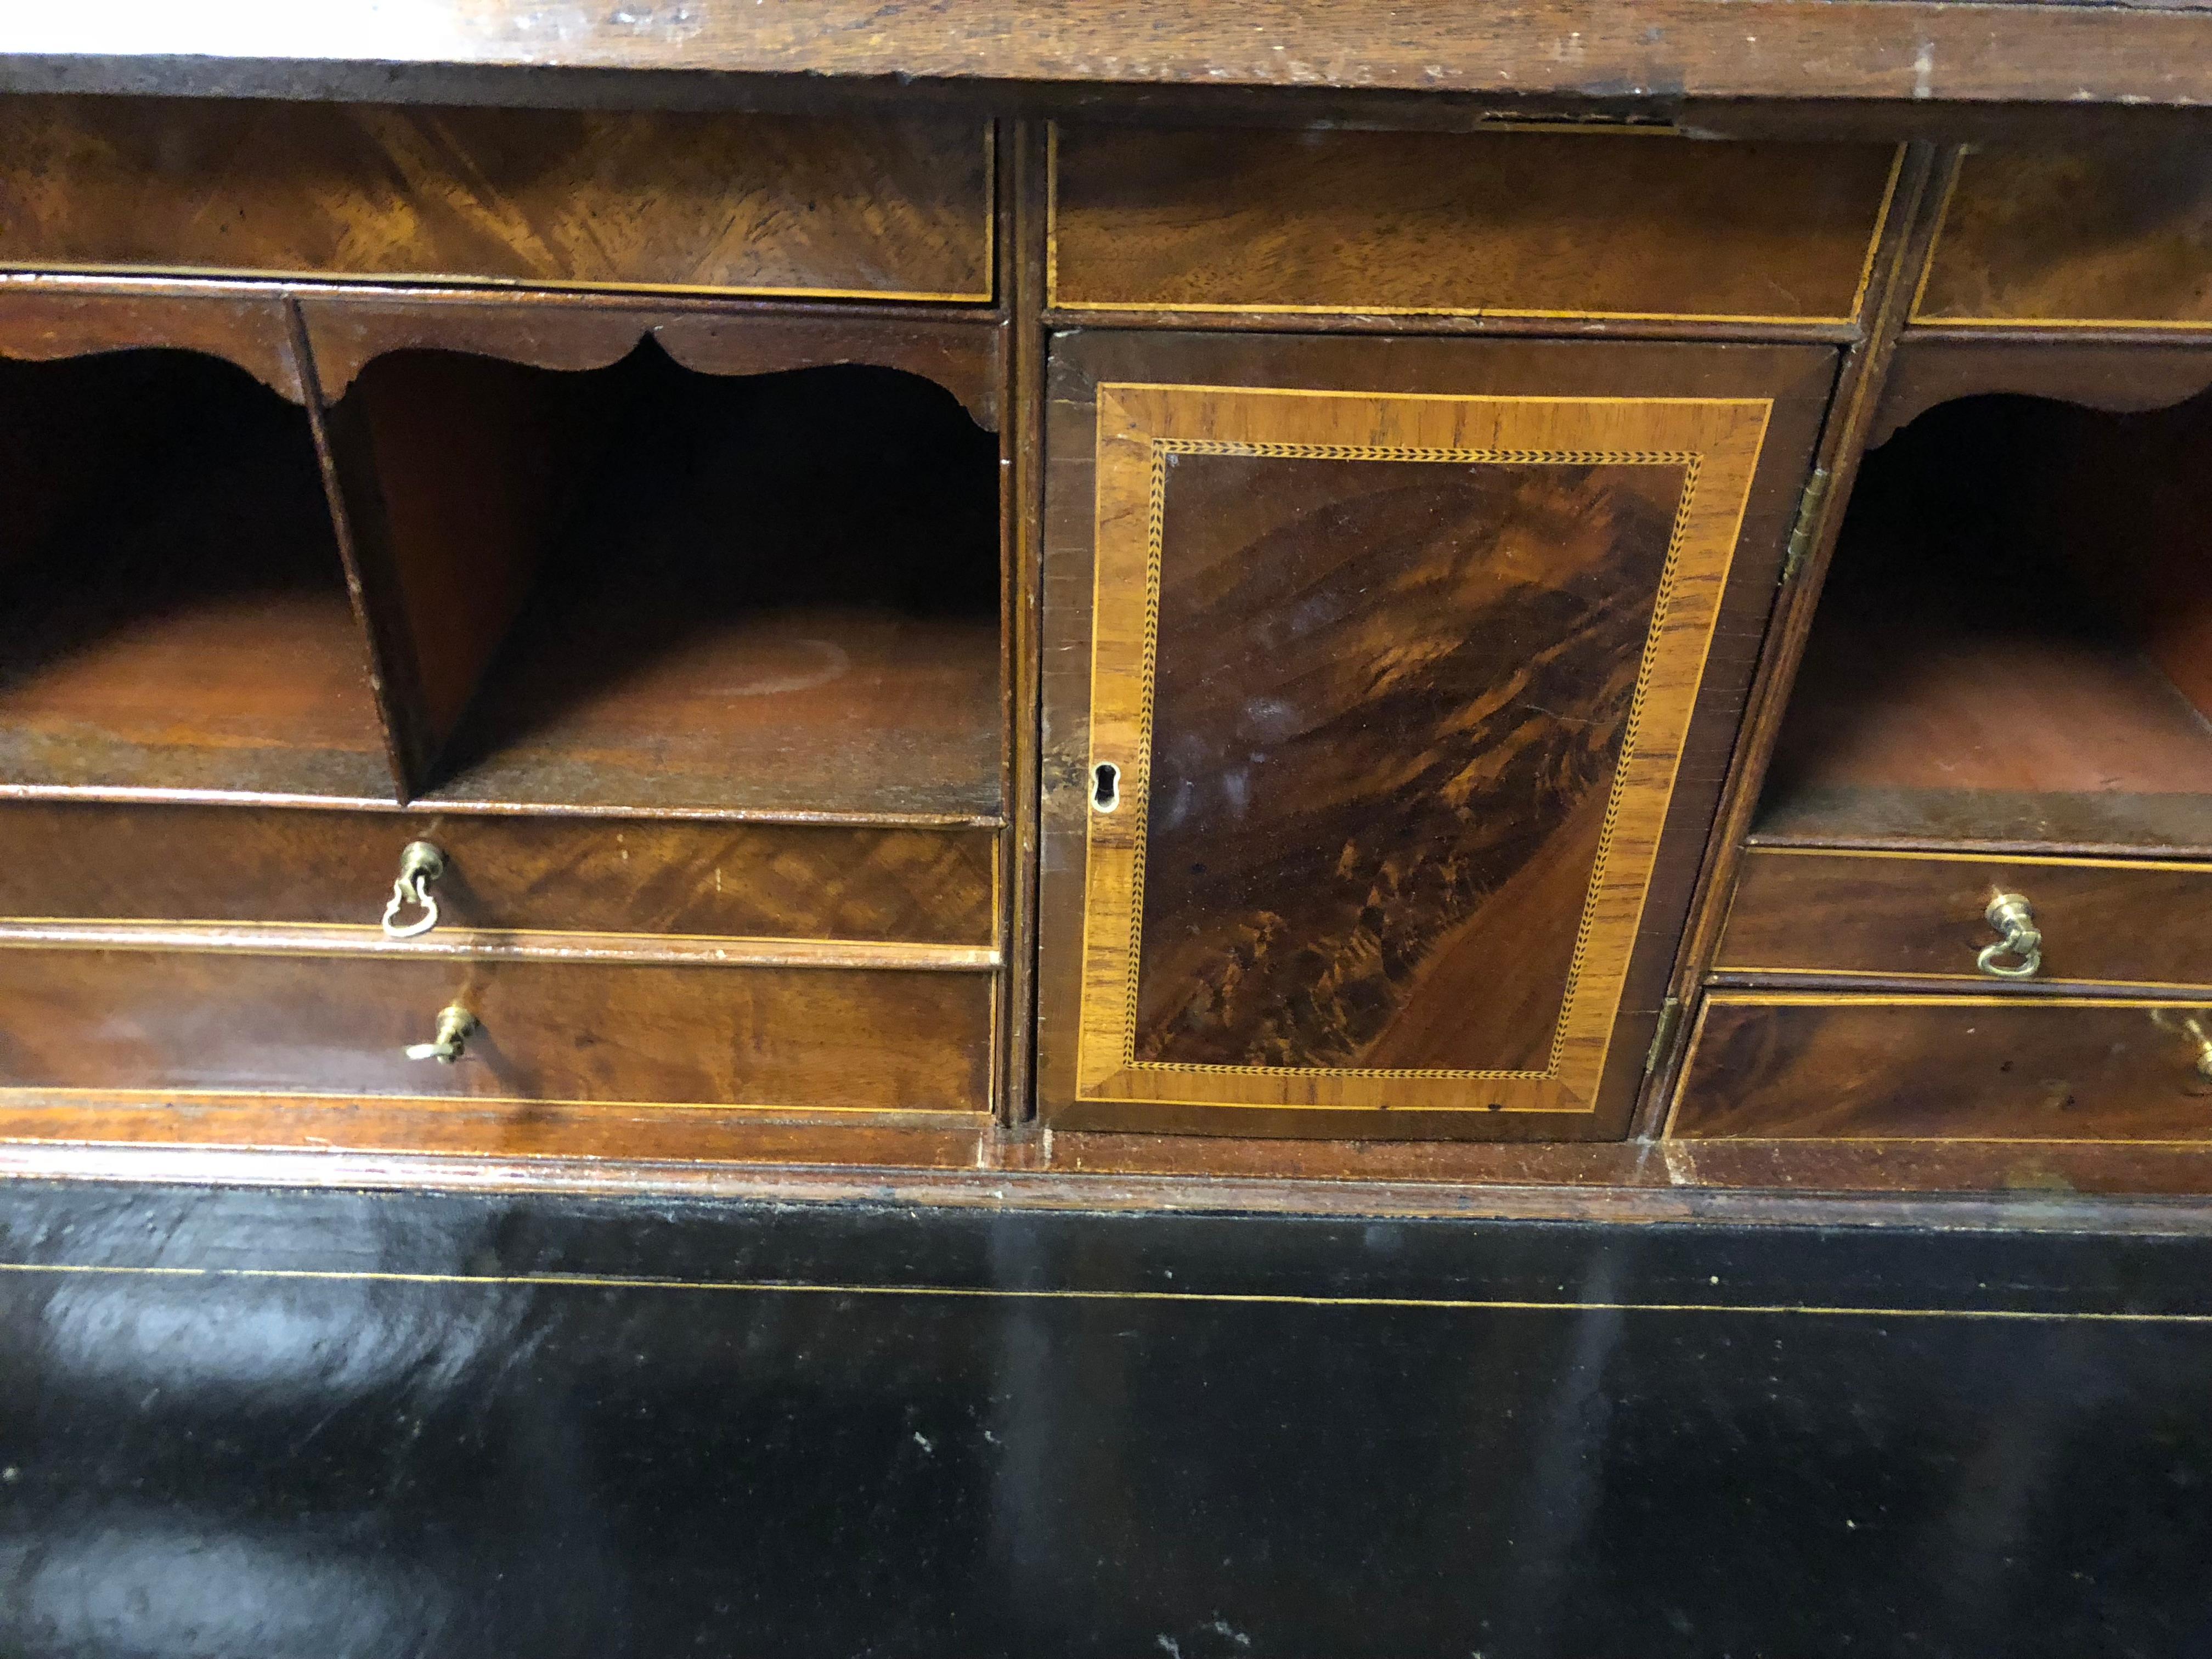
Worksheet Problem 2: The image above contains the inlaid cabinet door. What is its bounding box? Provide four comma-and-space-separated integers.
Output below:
1038, 334, 1832, 1138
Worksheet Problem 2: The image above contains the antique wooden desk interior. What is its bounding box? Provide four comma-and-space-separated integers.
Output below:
4, 11, 2212, 1216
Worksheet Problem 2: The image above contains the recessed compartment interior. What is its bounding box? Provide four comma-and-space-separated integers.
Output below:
345, 345, 1003, 821
1757, 385, 2212, 854
0, 348, 388, 798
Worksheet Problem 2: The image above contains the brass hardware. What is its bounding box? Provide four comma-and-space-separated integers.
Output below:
1976, 891, 2042, 979
2150, 1008, 2212, 1081
404, 1003, 478, 1064
1780, 466, 1832, 584
381, 840, 448, 939
1644, 996, 1683, 1076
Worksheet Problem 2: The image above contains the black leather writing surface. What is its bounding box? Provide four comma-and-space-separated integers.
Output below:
1, 1182, 2209, 1657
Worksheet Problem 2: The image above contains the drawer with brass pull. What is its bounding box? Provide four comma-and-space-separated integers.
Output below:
1713, 847, 2212, 991
1671, 993, 2212, 1143
0, 801, 995, 949
0, 945, 993, 1114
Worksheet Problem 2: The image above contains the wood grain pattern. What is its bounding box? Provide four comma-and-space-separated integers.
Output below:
1050, 125, 1899, 324
0, 347, 393, 800
1671, 993, 2212, 1143
1037, 333, 1832, 1142
0, 97, 994, 301
1070, 377, 1773, 1124
0, 801, 996, 945
9, 3, 2212, 108
0, 945, 994, 1113
1717, 848, 2212, 990
1129, 452, 1684, 1074
1914, 140, 2212, 328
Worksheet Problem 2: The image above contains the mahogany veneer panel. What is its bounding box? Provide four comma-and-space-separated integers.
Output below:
1049, 125, 1899, 323
1718, 847, 2212, 990
0, 350, 391, 801
1129, 450, 1686, 1075
1673, 994, 2212, 1143
1039, 332, 1833, 1138
0, 97, 995, 301
1915, 140, 2212, 328
0, 946, 994, 1113
0, 802, 995, 945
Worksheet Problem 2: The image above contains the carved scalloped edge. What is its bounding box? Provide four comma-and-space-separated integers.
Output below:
1870, 337, 2212, 449
0, 286, 307, 402
300, 304, 1002, 431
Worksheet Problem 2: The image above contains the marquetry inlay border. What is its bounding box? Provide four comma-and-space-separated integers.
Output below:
1074, 382, 1774, 1118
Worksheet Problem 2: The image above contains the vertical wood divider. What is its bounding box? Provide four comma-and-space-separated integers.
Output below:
289, 290, 424, 804
1634, 141, 1965, 1136
998, 118, 1051, 1133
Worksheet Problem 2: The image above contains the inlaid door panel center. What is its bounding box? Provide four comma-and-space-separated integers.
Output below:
1135, 451, 1685, 1073
1075, 382, 1774, 1122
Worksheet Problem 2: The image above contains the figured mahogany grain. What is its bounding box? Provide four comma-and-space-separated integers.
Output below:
0, 800, 995, 945
0, 946, 994, 1113
0, 349, 391, 800
1132, 453, 1684, 1073
1051, 125, 1897, 324
1672, 994, 2212, 1143
1915, 138, 2212, 327
0, 97, 994, 301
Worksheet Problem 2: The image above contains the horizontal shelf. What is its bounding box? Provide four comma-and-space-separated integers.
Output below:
1757, 388, 2212, 859
425, 603, 1003, 822
0, 348, 394, 802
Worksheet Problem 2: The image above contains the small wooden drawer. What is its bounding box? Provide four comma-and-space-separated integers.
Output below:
0, 945, 992, 1114
1717, 848, 2212, 990
0, 802, 996, 947
1672, 994, 2212, 1142
1048, 124, 1899, 324
0, 97, 994, 302
1914, 140, 2212, 329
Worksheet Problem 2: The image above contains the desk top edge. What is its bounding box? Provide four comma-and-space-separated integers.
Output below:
8, 0, 2212, 112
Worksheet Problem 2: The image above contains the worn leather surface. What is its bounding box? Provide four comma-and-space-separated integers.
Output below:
1, 1182, 2209, 1657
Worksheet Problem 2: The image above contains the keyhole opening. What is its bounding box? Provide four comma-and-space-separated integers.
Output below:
1092, 761, 1120, 814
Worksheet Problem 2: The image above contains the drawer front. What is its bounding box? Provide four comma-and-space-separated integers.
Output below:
0, 946, 992, 1113
1672, 994, 2212, 1142
1915, 140, 2212, 329
0, 97, 994, 302
1717, 848, 2212, 990
1049, 125, 1899, 323
0, 802, 995, 946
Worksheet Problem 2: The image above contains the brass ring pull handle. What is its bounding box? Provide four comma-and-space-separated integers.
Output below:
2150, 1009, 2212, 1081
381, 840, 448, 939
404, 1003, 478, 1064
1976, 891, 2042, 980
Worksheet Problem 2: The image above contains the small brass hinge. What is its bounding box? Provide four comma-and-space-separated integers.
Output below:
1780, 466, 1832, 585
1644, 996, 1683, 1076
